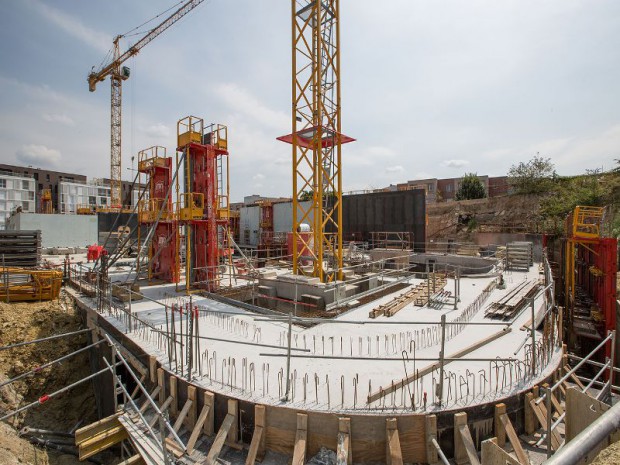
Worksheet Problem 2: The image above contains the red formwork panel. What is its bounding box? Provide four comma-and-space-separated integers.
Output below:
182, 142, 225, 291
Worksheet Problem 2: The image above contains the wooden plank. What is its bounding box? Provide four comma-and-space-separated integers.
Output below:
455, 412, 479, 465
78, 425, 128, 460
148, 355, 157, 384
337, 417, 351, 465
169, 375, 178, 415
139, 386, 161, 414
292, 413, 308, 465
499, 413, 530, 465
529, 398, 560, 450
205, 414, 235, 465
147, 396, 174, 429
203, 391, 215, 436
458, 424, 481, 465
117, 454, 145, 465
425, 415, 438, 465
368, 328, 512, 403
184, 385, 198, 431
118, 414, 163, 465
524, 392, 536, 435
164, 437, 185, 458
480, 438, 521, 465
156, 368, 165, 404
246, 404, 267, 464
565, 387, 611, 442
75, 412, 122, 445
494, 404, 506, 448
246, 425, 264, 465
173, 399, 193, 433
386, 418, 403, 465
226, 399, 239, 447
130, 374, 147, 400
187, 401, 213, 454
564, 365, 586, 390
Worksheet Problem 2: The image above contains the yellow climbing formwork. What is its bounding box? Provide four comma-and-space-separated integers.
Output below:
0, 268, 63, 302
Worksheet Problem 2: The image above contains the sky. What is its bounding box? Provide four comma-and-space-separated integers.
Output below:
0, 0, 619, 202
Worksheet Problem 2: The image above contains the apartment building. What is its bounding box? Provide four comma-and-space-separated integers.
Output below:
0, 171, 36, 230
59, 179, 111, 214
390, 175, 510, 202
0, 164, 144, 213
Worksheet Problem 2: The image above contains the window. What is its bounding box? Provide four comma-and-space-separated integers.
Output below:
46, 174, 50, 181
0, 179, 5, 188
28, 191, 34, 200
22, 201, 30, 211
446, 184, 452, 193
89, 196, 96, 205
22, 180, 29, 190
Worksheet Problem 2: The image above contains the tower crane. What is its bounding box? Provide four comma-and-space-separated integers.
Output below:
88, 0, 204, 209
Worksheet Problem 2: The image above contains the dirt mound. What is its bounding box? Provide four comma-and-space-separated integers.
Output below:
0, 291, 102, 464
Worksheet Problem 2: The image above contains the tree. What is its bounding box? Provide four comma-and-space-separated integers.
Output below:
455, 173, 486, 200
508, 155, 557, 194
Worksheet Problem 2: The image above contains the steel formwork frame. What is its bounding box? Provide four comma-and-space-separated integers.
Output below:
563, 206, 617, 358
136, 146, 179, 283
278, 0, 354, 283
177, 116, 230, 294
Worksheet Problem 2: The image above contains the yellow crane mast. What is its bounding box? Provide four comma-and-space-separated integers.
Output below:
279, 0, 355, 282
87, 0, 204, 209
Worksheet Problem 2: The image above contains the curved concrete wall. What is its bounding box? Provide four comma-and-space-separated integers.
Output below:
410, 253, 498, 275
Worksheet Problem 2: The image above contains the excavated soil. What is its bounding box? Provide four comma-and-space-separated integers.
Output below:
592, 441, 620, 465
0, 290, 115, 464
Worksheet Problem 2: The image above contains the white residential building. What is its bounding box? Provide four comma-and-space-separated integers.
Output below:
0, 172, 36, 230
59, 179, 110, 214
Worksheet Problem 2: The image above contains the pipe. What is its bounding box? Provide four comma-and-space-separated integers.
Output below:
543, 397, 620, 465
0, 340, 104, 388
431, 438, 450, 465
19, 427, 74, 438
0, 328, 90, 351
0, 363, 120, 422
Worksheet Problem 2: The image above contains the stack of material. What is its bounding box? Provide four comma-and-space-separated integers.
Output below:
0, 230, 41, 267
457, 243, 480, 256
369, 274, 447, 318
505, 241, 533, 271
485, 279, 540, 320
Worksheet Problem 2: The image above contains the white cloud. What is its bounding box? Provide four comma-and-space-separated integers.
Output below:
252, 173, 265, 181
216, 83, 288, 131
25, 0, 110, 53
442, 159, 470, 168
143, 123, 171, 139
16, 145, 61, 166
385, 165, 404, 173
42, 113, 75, 126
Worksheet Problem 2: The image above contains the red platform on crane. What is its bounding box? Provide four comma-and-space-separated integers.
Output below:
277, 125, 355, 148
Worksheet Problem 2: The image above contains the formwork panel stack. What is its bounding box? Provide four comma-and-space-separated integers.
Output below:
0, 230, 41, 267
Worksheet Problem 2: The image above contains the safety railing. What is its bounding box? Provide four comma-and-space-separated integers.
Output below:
536, 330, 616, 457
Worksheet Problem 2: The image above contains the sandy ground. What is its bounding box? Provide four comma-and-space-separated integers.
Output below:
591, 441, 620, 465
0, 290, 115, 464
